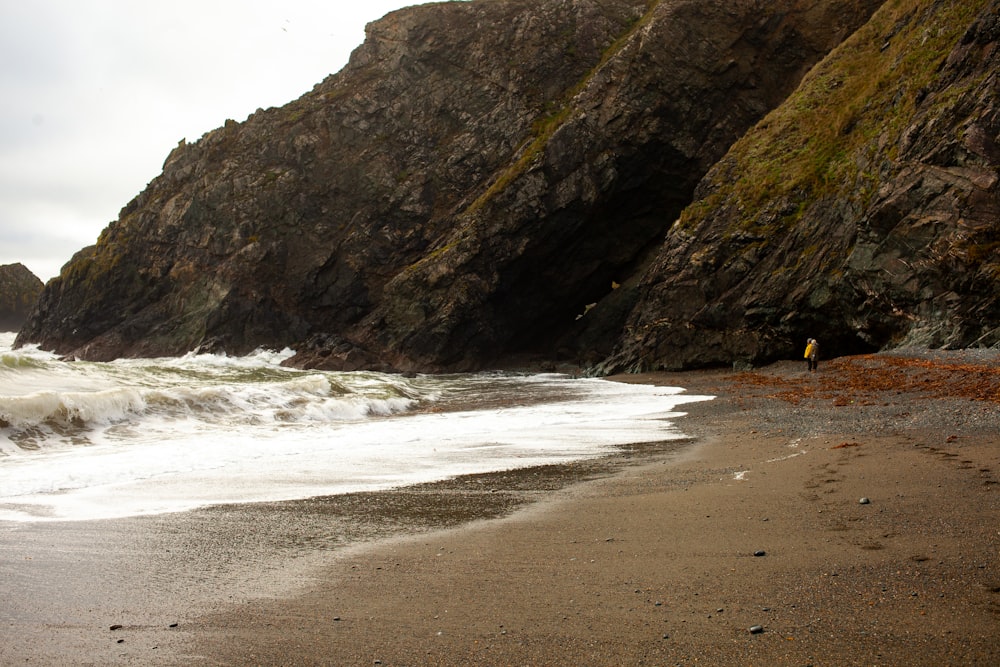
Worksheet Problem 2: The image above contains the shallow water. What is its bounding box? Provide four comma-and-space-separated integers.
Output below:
0, 332, 711, 521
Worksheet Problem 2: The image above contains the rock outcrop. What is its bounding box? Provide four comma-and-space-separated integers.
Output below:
21, 0, 972, 372
15, 0, 884, 369
600, 0, 1000, 372
0, 263, 43, 332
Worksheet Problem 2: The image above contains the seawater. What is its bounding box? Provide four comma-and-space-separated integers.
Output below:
0, 332, 711, 522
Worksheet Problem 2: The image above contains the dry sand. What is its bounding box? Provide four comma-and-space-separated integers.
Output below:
2, 352, 998, 666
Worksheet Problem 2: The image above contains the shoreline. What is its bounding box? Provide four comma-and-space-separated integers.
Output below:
0, 401, 701, 665
2, 352, 999, 665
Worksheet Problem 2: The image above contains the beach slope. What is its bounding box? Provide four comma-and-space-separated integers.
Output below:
197, 352, 1000, 666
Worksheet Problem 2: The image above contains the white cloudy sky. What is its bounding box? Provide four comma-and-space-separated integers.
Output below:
0, 0, 435, 282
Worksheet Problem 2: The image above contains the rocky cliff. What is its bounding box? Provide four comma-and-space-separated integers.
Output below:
18, 0, 973, 372
0, 263, 43, 332
600, 0, 1000, 372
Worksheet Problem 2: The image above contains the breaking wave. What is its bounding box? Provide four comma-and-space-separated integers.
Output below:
0, 333, 712, 521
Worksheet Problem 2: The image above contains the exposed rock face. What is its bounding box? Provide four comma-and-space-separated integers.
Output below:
601, 0, 1000, 372
19, 0, 885, 369
0, 263, 43, 332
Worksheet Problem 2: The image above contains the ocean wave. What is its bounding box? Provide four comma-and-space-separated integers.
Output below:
0, 372, 419, 454
1, 351, 51, 370
1, 386, 148, 430
0, 343, 713, 521
0, 340, 63, 372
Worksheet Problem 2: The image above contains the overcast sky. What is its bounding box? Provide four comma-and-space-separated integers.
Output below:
0, 0, 436, 282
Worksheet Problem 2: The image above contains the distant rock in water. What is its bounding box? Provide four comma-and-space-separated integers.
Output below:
0, 263, 43, 332
20, 0, 979, 372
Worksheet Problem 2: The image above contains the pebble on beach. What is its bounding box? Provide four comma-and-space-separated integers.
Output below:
749, 625, 764, 634
859, 497, 871, 504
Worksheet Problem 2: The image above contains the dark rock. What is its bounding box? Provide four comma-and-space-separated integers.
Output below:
754, 550, 767, 557
600, 0, 1000, 373
14, 0, 883, 370
0, 263, 43, 333
749, 624, 765, 634
23, 1, 997, 373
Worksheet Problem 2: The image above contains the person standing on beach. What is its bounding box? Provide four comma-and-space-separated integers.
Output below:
804, 338, 819, 372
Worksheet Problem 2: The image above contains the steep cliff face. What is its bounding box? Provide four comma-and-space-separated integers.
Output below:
19, 0, 645, 363
355, 0, 887, 371
0, 263, 43, 332
601, 0, 1000, 372
17, 0, 884, 369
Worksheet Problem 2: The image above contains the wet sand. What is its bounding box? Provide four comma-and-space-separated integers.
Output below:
2, 352, 998, 665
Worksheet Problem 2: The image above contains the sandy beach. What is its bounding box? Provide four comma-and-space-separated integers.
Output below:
2, 352, 998, 665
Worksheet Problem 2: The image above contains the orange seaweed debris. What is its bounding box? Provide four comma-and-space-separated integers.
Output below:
729, 354, 1000, 406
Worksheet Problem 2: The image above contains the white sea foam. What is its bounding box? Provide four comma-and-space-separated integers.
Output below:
0, 333, 712, 521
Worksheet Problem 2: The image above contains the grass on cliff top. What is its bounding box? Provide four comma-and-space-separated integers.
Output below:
681, 0, 989, 236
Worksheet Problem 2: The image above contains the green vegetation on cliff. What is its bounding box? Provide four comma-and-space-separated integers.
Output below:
465, 0, 660, 216
603, 0, 999, 373
688, 0, 990, 239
